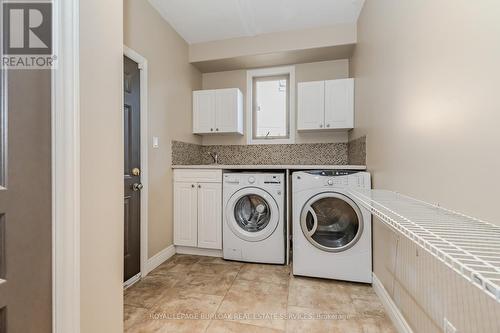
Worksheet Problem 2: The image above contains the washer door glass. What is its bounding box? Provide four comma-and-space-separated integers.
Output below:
226, 187, 279, 242
301, 193, 363, 252
234, 194, 271, 232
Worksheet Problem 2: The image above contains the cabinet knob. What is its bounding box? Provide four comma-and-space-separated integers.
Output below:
319, 124, 323, 128
326, 124, 330, 128
216, 128, 219, 131
210, 128, 213, 132
198, 185, 201, 188
191, 184, 195, 188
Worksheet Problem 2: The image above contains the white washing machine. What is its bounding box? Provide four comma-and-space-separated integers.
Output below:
292, 170, 372, 283
223, 172, 285, 264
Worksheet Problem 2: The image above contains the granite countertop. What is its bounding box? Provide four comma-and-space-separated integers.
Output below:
172, 164, 366, 170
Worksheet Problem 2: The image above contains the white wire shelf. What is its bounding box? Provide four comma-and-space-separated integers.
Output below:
348, 188, 500, 303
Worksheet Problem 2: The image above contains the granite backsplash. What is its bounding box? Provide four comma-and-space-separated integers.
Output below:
171, 141, 204, 165
347, 136, 366, 165
172, 139, 366, 166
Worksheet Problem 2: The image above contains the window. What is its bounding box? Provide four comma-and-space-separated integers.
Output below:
247, 66, 295, 144
253, 75, 289, 139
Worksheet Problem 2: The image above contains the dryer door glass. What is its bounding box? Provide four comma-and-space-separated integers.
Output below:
301, 193, 363, 252
234, 194, 271, 232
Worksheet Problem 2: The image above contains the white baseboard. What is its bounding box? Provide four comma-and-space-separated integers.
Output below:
175, 246, 222, 257
372, 273, 413, 333
145, 244, 175, 275
123, 273, 141, 290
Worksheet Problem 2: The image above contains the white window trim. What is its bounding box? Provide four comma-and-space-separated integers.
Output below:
246, 66, 296, 145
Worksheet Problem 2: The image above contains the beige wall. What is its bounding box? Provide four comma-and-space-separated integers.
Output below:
189, 23, 356, 62
201, 59, 350, 145
351, 0, 500, 332
80, 0, 124, 332
124, 0, 202, 257
351, 0, 500, 224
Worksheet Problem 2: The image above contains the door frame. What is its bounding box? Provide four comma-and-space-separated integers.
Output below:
123, 46, 149, 281
52, 0, 80, 332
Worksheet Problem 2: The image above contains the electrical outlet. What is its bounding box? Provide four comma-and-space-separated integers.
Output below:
444, 318, 457, 333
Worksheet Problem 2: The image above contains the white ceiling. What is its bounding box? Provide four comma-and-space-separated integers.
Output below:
149, 0, 365, 44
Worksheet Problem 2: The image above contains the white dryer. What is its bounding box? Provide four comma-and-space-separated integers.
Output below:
223, 172, 285, 264
292, 170, 372, 283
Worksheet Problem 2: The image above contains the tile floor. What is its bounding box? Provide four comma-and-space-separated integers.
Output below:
124, 254, 396, 333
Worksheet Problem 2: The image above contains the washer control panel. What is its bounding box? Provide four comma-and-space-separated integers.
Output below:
224, 173, 284, 186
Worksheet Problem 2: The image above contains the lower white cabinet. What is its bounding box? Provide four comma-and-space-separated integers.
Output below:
197, 183, 222, 249
173, 169, 222, 250
173, 182, 198, 247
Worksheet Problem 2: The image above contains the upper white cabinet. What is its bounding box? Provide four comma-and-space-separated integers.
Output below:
193, 88, 243, 135
297, 81, 325, 130
297, 78, 354, 130
324, 79, 354, 129
193, 90, 216, 134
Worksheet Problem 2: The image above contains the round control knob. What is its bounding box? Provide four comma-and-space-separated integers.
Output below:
327, 179, 334, 186
248, 176, 256, 184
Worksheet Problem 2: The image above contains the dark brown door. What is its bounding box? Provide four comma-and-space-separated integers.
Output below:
124, 56, 142, 282
0, 69, 52, 332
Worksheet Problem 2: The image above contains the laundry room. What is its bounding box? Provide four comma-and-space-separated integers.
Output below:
46, 0, 500, 333
118, 1, 500, 332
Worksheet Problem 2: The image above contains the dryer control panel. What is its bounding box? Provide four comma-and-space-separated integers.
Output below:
305, 170, 356, 177
293, 170, 371, 191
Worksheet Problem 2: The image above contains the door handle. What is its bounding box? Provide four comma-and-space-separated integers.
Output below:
131, 167, 141, 176
132, 183, 143, 191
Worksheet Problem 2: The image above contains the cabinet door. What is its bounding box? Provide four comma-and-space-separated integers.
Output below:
324, 78, 354, 129
215, 88, 240, 133
197, 182, 222, 249
193, 90, 216, 133
174, 182, 198, 247
297, 81, 325, 130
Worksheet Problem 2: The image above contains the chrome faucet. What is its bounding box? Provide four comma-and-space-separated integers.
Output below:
208, 151, 219, 164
